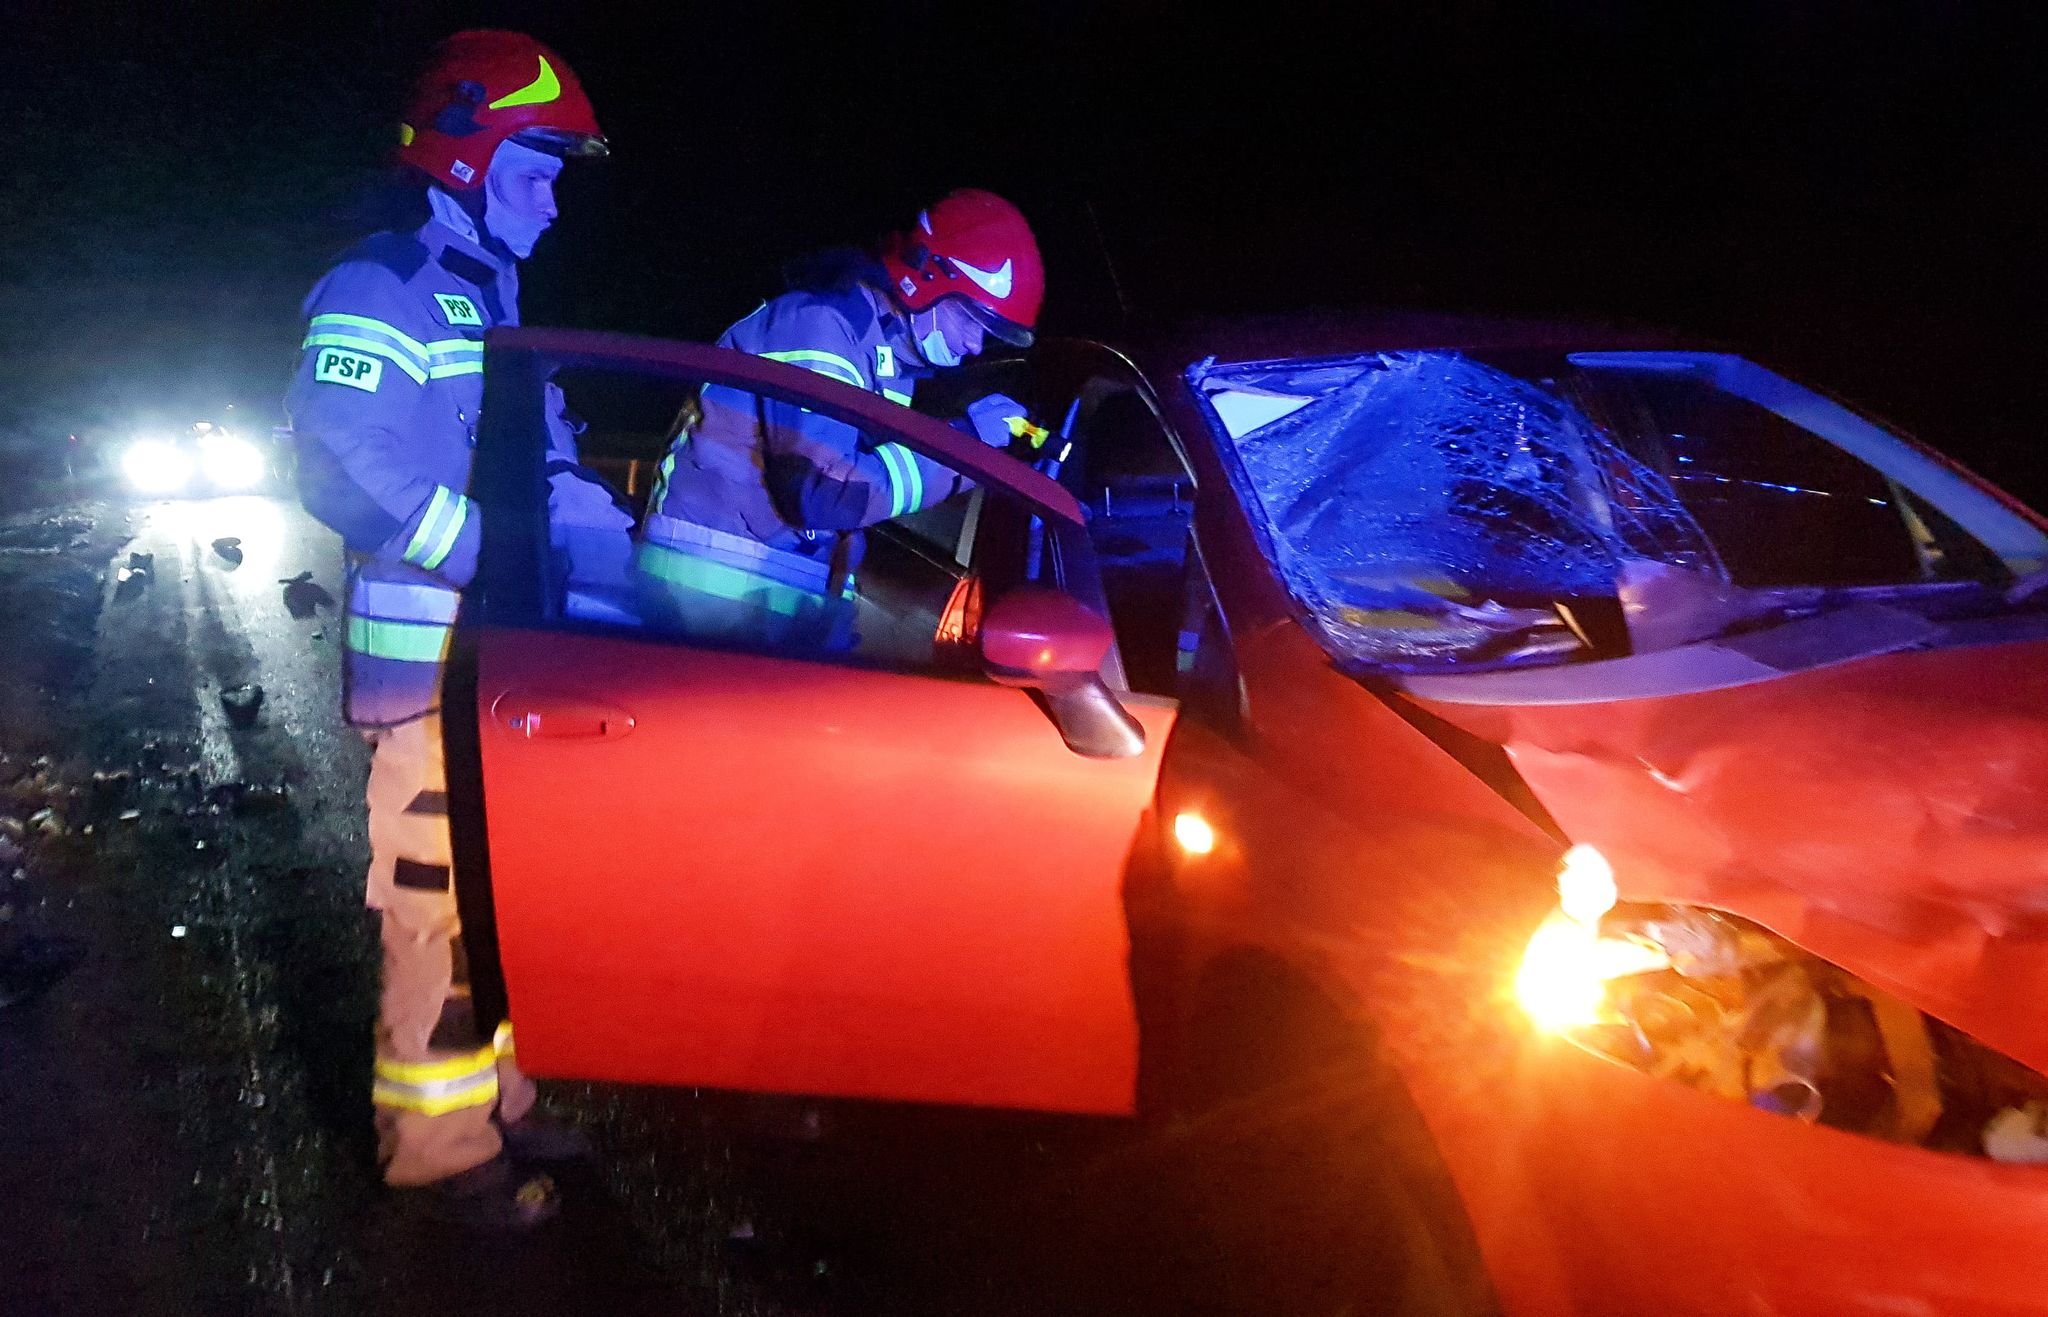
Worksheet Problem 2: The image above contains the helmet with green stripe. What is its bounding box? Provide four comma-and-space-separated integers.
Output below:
396, 30, 607, 192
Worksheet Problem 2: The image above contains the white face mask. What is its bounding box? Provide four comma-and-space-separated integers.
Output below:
483, 140, 564, 259
909, 300, 984, 368
914, 309, 963, 368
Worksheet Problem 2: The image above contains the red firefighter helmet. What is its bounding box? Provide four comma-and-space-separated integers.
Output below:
395, 30, 607, 191
880, 189, 1043, 346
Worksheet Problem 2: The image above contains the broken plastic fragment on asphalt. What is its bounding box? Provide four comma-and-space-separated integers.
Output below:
90, 768, 133, 798
114, 551, 155, 599
279, 571, 334, 619
220, 685, 264, 729
198, 780, 290, 816
211, 537, 244, 568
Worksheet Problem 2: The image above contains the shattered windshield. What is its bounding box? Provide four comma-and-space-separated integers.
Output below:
1190, 350, 2023, 671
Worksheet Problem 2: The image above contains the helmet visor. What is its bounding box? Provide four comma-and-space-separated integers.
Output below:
514, 126, 610, 160
960, 296, 1033, 348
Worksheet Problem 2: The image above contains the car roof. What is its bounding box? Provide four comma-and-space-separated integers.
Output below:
1111, 307, 1700, 383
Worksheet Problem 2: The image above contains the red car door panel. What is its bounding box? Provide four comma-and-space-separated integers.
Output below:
476, 627, 1177, 1114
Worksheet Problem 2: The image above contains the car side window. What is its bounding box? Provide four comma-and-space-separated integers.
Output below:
1055, 380, 1197, 697
542, 364, 1020, 673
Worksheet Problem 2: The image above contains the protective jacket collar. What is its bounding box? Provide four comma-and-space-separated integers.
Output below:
421, 204, 516, 281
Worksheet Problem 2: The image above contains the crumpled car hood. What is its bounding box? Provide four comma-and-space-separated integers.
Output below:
1410, 630, 2048, 1076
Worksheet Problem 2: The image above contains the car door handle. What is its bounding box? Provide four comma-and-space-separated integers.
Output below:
490, 691, 636, 741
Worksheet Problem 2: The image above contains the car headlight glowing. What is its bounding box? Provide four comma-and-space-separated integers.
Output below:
1173, 811, 1217, 856
1514, 845, 1668, 1032
121, 439, 196, 494
1515, 844, 2048, 1159
198, 432, 266, 490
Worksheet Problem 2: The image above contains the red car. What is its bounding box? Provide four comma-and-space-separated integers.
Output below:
446, 316, 2048, 1314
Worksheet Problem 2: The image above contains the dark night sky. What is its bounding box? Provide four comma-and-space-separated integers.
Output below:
5, 3, 2043, 499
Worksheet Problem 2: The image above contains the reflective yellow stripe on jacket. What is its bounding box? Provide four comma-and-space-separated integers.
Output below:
401, 485, 472, 572
759, 348, 866, 388
303, 313, 484, 386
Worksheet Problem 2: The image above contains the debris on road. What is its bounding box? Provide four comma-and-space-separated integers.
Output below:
114, 551, 155, 600
90, 768, 134, 798
192, 780, 291, 817
233, 782, 289, 815
0, 515, 93, 555
279, 571, 334, 619
212, 537, 244, 568
220, 684, 265, 729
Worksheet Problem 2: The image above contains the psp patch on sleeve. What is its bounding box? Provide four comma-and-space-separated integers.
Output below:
434, 293, 485, 327
314, 349, 383, 393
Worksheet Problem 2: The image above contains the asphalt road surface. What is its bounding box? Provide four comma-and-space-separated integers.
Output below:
0, 493, 1321, 1317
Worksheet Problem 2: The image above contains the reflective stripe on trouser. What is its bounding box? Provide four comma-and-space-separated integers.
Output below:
632, 517, 854, 651
365, 714, 536, 1186
344, 573, 459, 728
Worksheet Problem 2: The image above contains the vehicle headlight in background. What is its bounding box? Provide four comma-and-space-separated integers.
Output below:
1515, 844, 2048, 1159
197, 432, 266, 490
121, 438, 196, 494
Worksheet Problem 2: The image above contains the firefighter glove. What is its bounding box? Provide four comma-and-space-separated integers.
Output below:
965, 392, 1038, 449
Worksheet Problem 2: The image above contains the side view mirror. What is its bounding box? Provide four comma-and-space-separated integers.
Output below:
981, 587, 1146, 759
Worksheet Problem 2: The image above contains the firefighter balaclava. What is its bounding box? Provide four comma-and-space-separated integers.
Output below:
481, 140, 563, 258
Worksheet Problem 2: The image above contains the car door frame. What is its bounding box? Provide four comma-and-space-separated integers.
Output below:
442, 326, 1108, 1035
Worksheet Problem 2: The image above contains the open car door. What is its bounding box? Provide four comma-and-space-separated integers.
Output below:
448, 331, 1176, 1115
